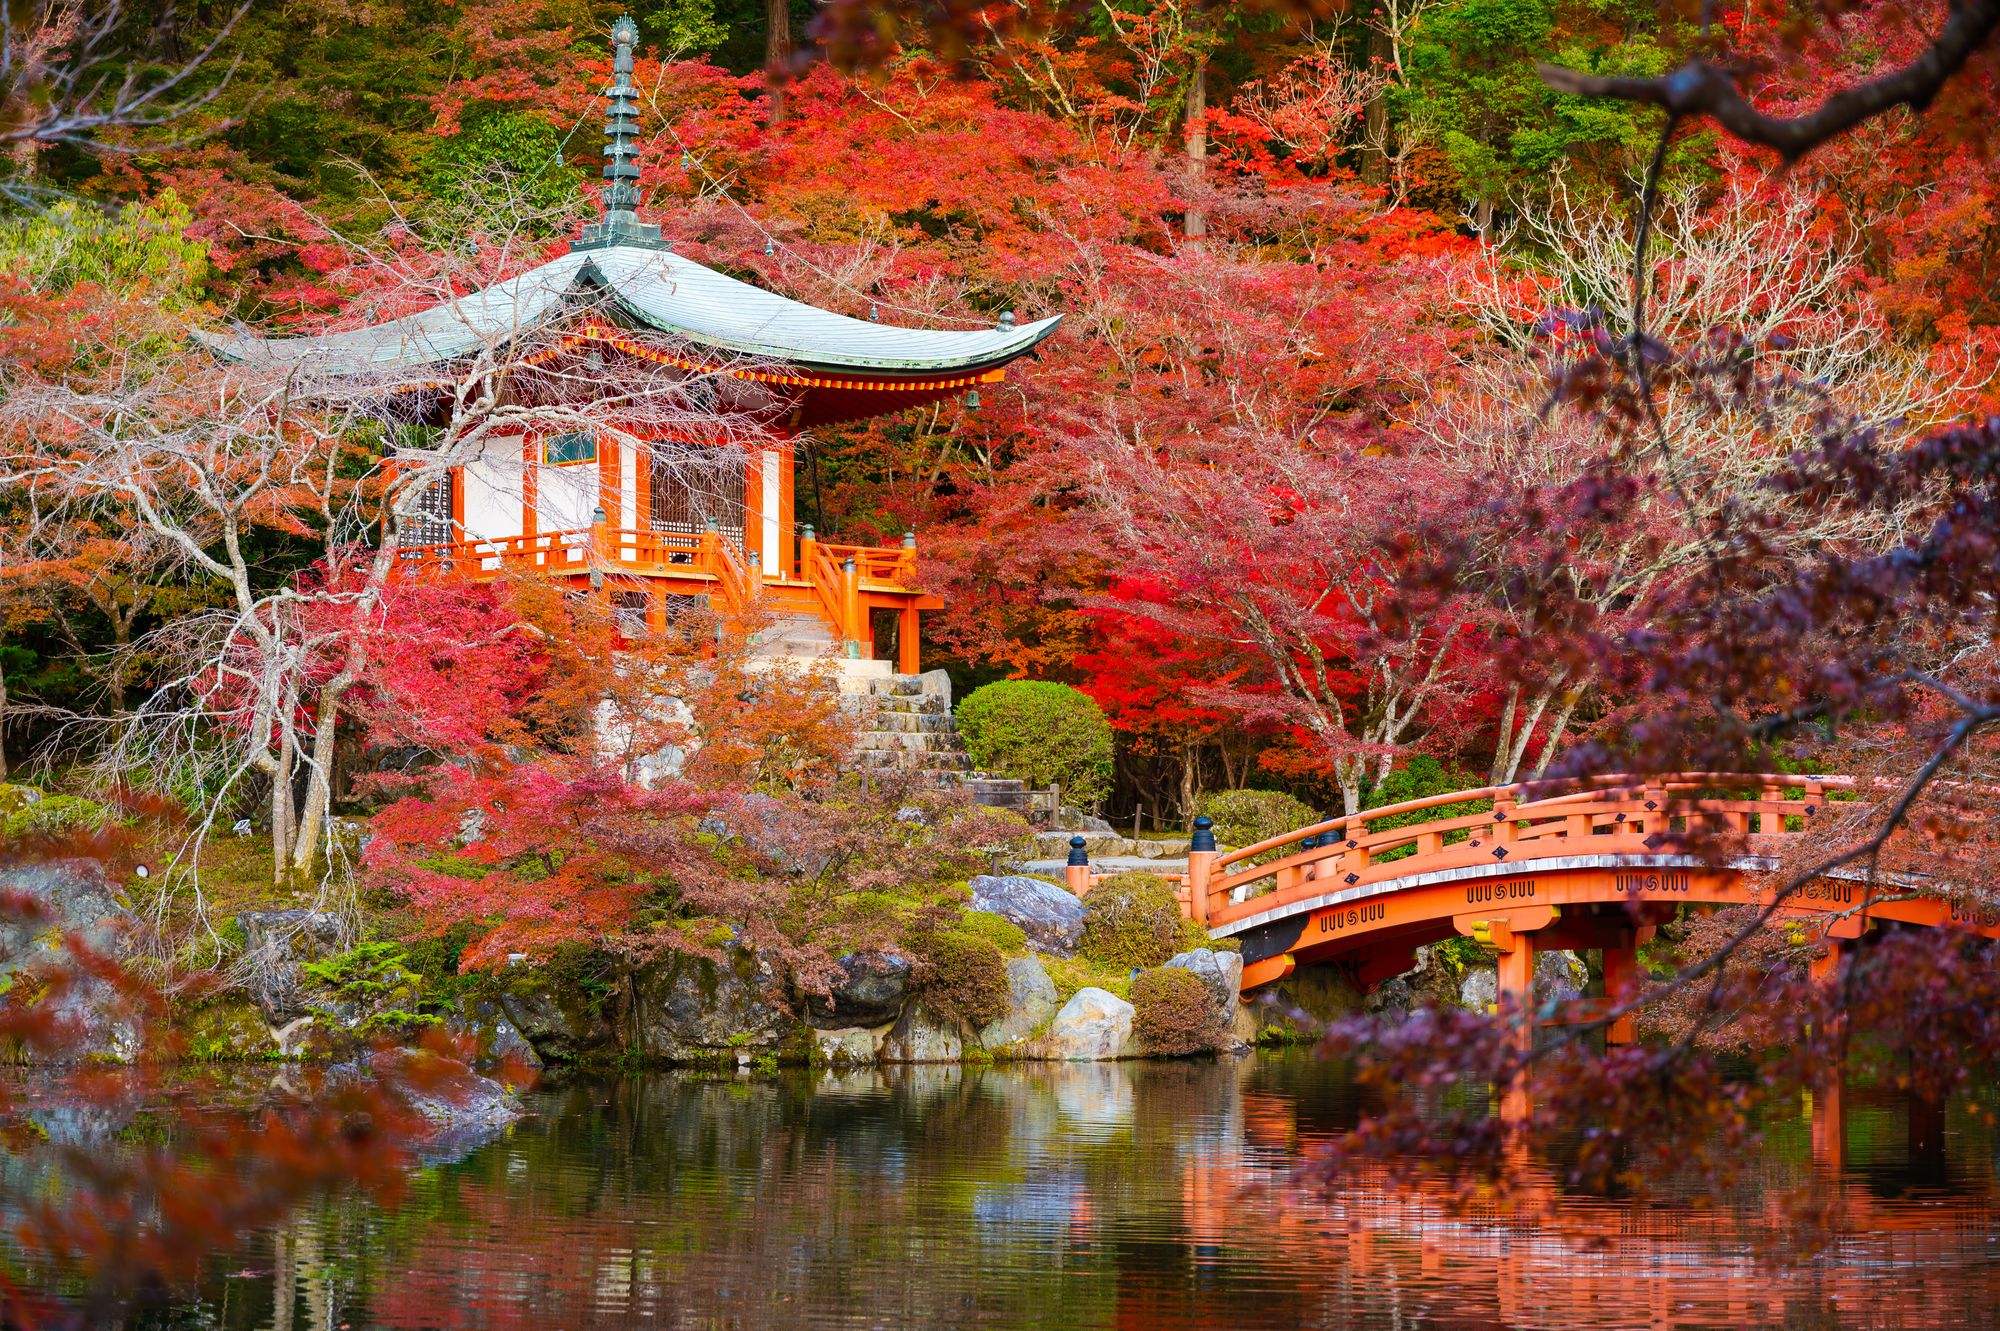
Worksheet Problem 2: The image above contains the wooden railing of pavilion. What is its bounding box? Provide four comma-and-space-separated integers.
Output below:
397, 525, 921, 649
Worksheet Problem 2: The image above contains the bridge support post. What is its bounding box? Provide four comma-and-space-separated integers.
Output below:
1185, 816, 1216, 929
1065, 835, 1091, 897
1497, 928, 1535, 1054
1602, 936, 1640, 1046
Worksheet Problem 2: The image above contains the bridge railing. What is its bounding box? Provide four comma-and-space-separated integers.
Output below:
1200, 773, 1863, 928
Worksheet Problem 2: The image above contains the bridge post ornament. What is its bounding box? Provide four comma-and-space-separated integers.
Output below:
1064, 835, 1091, 898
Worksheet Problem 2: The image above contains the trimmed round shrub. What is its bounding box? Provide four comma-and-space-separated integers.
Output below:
1132, 966, 1224, 1055
921, 930, 1010, 1029
1195, 789, 1319, 863
955, 681, 1114, 807
1082, 872, 1187, 970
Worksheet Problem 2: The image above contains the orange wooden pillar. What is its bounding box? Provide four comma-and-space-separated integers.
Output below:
1497, 927, 1536, 1053
897, 605, 920, 674
840, 557, 861, 657
1184, 816, 1216, 929
1602, 934, 1640, 1046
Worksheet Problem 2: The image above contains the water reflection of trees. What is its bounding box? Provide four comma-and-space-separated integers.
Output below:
184, 1061, 2000, 1330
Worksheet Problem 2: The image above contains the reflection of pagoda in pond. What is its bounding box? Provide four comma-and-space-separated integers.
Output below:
200, 15, 1058, 680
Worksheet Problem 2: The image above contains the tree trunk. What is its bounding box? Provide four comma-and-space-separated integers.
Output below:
1362, 19, 1390, 185
290, 690, 345, 878
0, 648, 10, 782
766, 0, 792, 123
1183, 48, 1209, 240
1488, 683, 1520, 784
271, 731, 297, 881
1179, 743, 1201, 823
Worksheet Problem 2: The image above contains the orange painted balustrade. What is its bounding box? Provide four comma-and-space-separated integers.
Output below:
396, 525, 930, 666
1063, 774, 2000, 1001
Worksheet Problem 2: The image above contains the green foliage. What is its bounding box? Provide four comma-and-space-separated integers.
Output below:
1195, 789, 1318, 863
956, 909, 1027, 954
1131, 966, 1223, 1055
1082, 872, 1192, 970
919, 929, 1010, 1029
0, 787, 110, 839
644, 0, 729, 54
417, 109, 584, 232
1363, 758, 1489, 862
1429, 935, 1490, 979
1399, 0, 1700, 204
1041, 953, 1132, 1005
0, 193, 208, 304
303, 941, 419, 1005
956, 681, 1114, 806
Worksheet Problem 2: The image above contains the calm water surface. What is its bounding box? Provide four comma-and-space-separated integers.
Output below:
125, 1054, 2000, 1329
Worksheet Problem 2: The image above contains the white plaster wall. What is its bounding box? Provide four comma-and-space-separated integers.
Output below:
462, 434, 525, 542
619, 443, 638, 529
537, 458, 598, 533
760, 447, 780, 577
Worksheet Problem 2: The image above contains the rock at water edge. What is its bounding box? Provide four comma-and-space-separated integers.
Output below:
807, 951, 912, 1030
881, 998, 964, 1063
979, 956, 1059, 1050
1041, 987, 1134, 1062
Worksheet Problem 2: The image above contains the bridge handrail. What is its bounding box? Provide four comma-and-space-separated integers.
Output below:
1213, 771, 1860, 872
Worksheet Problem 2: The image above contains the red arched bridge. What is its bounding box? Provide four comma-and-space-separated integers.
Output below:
1065, 774, 1999, 1042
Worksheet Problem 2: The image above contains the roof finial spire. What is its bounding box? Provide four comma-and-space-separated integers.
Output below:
576, 13, 666, 252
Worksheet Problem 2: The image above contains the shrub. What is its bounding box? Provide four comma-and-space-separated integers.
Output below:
955, 681, 1114, 807
921, 930, 1010, 1029
1195, 789, 1319, 863
1082, 872, 1191, 969
1132, 967, 1224, 1055
1363, 757, 1489, 861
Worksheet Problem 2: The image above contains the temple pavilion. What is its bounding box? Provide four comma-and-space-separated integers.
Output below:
198, 15, 1059, 680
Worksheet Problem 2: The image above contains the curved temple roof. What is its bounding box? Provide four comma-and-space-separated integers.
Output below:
196, 244, 1061, 380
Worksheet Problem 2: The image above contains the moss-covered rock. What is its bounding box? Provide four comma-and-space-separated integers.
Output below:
173, 994, 276, 1061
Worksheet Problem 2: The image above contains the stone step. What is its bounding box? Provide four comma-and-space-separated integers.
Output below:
873, 695, 945, 715
888, 677, 924, 696
869, 712, 955, 734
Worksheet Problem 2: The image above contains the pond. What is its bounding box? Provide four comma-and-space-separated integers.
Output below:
98, 1054, 2000, 1329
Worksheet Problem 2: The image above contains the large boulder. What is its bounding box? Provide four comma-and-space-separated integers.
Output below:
0, 861, 140, 1062
1163, 947, 1246, 1049
806, 951, 912, 1030
498, 970, 617, 1064
237, 910, 345, 1023
815, 1024, 889, 1066
452, 999, 543, 1071
1460, 966, 1499, 1012
881, 998, 964, 1063
968, 875, 1084, 957
1039, 987, 1134, 1061
1165, 948, 1243, 1005
632, 945, 793, 1062
979, 956, 1059, 1050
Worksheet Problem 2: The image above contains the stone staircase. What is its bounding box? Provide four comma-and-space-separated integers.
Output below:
846, 672, 973, 784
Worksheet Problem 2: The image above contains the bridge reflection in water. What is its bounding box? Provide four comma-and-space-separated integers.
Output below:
157, 1057, 2000, 1331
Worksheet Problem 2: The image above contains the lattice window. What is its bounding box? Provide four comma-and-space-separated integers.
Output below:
405, 472, 454, 548
649, 444, 745, 548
